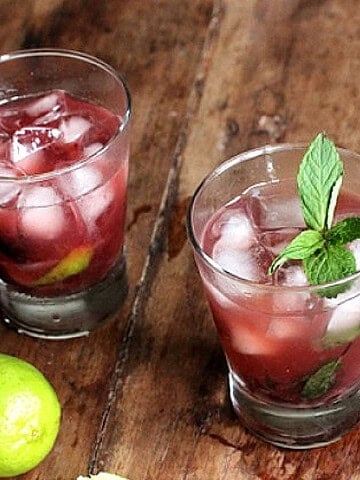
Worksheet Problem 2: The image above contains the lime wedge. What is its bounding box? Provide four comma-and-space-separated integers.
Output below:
32, 245, 93, 286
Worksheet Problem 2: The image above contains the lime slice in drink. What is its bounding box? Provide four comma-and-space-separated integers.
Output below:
32, 245, 93, 286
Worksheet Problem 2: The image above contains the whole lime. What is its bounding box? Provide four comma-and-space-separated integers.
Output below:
0, 353, 61, 477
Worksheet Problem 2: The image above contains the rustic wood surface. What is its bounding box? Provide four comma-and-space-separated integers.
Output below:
1, 0, 360, 479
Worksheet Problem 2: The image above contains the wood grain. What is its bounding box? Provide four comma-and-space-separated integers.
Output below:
93, 1, 360, 479
0, 1, 212, 479
1, 0, 360, 479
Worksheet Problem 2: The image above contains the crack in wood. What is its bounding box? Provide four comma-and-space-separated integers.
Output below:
88, 0, 224, 474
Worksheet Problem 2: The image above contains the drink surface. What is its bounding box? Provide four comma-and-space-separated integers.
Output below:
0, 90, 128, 295
201, 180, 360, 405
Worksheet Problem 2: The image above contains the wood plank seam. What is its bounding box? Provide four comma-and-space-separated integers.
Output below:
88, 1, 224, 475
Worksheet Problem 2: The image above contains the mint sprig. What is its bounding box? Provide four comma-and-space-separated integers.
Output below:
269, 133, 360, 297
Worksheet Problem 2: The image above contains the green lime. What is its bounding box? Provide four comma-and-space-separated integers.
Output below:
0, 353, 61, 477
32, 245, 93, 286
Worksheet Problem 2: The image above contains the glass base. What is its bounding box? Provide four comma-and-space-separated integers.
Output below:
229, 371, 360, 449
0, 254, 128, 340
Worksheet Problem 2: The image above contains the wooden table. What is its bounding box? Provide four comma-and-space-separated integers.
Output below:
1, 1, 360, 478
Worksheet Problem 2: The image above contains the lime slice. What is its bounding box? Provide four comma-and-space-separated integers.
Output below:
32, 245, 93, 286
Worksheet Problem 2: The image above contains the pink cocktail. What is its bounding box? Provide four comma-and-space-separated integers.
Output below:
188, 145, 360, 448
0, 50, 131, 339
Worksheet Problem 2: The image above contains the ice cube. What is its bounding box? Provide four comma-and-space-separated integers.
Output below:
276, 264, 308, 287
259, 228, 301, 256
9, 126, 63, 175
202, 277, 239, 310
273, 290, 310, 314
326, 295, 360, 337
198, 252, 251, 305
231, 325, 278, 355
349, 239, 360, 270
0, 166, 21, 206
26, 92, 61, 118
267, 261, 311, 321
0, 91, 64, 133
10, 126, 62, 163
64, 165, 103, 198
211, 211, 259, 280
78, 181, 114, 225
212, 247, 258, 281
60, 116, 91, 143
19, 186, 65, 240
267, 316, 307, 339
83, 142, 103, 157
323, 294, 360, 347
0, 106, 22, 134
249, 191, 305, 230
213, 234, 272, 284
20, 185, 61, 208
271, 264, 310, 313
212, 211, 255, 250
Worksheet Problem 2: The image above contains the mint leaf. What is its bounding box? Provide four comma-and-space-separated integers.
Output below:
302, 360, 341, 399
268, 133, 360, 297
297, 133, 343, 232
303, 244, 356, 297
326, 217, 360, 245
268, 230, 324, 274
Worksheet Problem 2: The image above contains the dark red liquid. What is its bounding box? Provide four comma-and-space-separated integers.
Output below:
201, 181, 360, 405
0, 90, 128, 295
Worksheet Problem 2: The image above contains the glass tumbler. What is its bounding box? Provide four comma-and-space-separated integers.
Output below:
187, 144, 360, 448
0, 49, 131, 339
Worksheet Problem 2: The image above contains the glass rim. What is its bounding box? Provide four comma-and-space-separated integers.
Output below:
0, 48, 131, 183
187, 142, 360, 293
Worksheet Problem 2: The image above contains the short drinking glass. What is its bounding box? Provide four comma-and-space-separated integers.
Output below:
0, 49, 131, 339
187, 144, 360, 448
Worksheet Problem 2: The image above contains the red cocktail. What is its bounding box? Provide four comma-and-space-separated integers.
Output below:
188, 144, 360, 448
0, 50, 130, 339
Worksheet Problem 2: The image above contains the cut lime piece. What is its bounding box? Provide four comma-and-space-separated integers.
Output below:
322, 325, 360, 348
32, 245, 93, 286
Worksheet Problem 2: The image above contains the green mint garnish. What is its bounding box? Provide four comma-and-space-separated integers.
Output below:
269, 133, 360, 298
325, 217, 360, 244
303, 244, 355, 297
268, 230, 324, 274
301, 359, 341, 400
297, 133, 343, 231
